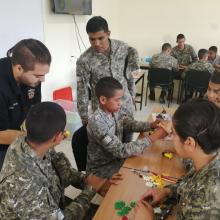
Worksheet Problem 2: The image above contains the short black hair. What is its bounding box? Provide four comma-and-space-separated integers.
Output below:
173, 99, 220, 154
86, 16, 109, 33
7, 39, 51, 71
209, 46, 218, 53
198, 49, 208, 59
210, 72, 220, 84
95, 77, 123, 99
162, 43, 172, 51
176, 34, 185, 41
26, 102, 66, 144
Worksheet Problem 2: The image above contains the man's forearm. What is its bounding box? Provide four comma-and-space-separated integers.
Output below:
0, 129, 23, 145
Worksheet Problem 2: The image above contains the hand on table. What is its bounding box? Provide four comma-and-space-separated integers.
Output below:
150, 119, 161, 129
85, 174, 107, 193
159, 120, 172, 134
99, 173, 123, 196
86, 173, 123, 196
134, 200, 154, 220
141, 188, 171, 206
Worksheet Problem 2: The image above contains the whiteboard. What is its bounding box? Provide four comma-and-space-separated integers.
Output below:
0, 0, 44, 57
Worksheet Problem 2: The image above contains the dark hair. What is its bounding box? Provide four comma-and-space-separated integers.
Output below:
7, 39, 51, 71
176, 34, 185, 41
95, 77, 123, 99
162, 43, 172, 51
209, 46, 218, 53
198, 49, 208, 59
26, 102, 66, 144
86, 16, 109, 33
173, 99, 220, 154
210, 72, 220, 84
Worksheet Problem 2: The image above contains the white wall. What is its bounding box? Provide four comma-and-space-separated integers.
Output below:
41, 0, 220, 100
116, 0, 220, 57
41, 0, 119, 100
0, 0, 43, 58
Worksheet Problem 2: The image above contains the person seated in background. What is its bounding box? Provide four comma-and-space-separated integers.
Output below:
171, 34, 197, 79
208, 46, 220, 72
183, 49, 215, 78
0, 102, 111, 220
207, 72, 220, 108
149, 43, 179, 104
134, 99, 220, 220
182, 49, 215, 101
86, 77, 167, 179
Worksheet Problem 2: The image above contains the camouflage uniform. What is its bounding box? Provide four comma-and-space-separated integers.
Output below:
150, 52, 178, 71
171, 44, 198, 65
166, 153, 220, 219
0, 136, 96, 220
76, 39, 139, 122
86, 107, 152, 178
185, 60, 215, 74
149, 52, 178, 99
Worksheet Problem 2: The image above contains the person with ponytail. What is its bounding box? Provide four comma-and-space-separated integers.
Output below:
0, 39, 51, 170
134, 99, 220, 220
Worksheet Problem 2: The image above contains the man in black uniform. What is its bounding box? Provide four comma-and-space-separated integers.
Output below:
0, 39, 51, 170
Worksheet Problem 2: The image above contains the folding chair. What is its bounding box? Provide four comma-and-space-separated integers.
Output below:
145, 68, 174, 107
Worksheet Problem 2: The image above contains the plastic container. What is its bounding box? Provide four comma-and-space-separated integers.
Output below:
53, 99, 82, 140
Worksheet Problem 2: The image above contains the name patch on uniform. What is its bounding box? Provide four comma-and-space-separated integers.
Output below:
102, 135, 112, 145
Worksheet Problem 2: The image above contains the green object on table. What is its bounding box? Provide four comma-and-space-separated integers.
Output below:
114, 201, 126, 210
114, 200, 136, 217
117, 210, 125, 216
130, 201, 136, 208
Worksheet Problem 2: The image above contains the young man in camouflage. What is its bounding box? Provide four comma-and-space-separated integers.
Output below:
149, 43, 179, 103
208, 46, 220, 72
171, 33, 197, 69
86, 77, 167, 179
0, 102, 107, 220
183, 49, 215, 100
207, 72, 220, 108
135, 99, 220, 220
184, 49, 215, 77
76, 16, 139, 142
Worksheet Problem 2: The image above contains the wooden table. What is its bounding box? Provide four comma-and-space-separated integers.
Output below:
93, 106, 184, 220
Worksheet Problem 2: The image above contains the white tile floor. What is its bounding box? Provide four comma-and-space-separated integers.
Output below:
56, 83, 180, 203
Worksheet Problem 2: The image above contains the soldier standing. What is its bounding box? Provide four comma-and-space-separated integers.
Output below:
0, 39, 51, 170
76, 16, 139, 142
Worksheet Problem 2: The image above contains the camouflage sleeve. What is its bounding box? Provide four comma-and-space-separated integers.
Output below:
172, 57, 179, 72
122, 116, 151, 132
50, 150, 86, 189
76, 59, 90, 121
63, 186, 96, 220
170, 49, 177, 59
190, 46, 198, 62
5, 180, 65, 219
87, 118, 152, 159
177, 180, 220, 219
126, 47, 139, 98
208, 63, 215, 74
